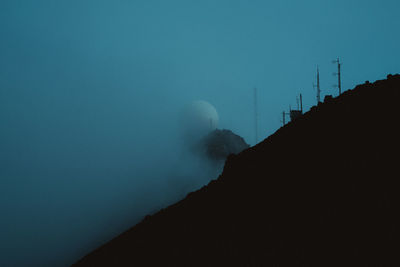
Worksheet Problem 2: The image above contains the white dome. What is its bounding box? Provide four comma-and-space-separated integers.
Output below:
180, 100, 219, 142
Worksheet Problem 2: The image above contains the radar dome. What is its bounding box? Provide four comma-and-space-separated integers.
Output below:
180, 100, 219, 143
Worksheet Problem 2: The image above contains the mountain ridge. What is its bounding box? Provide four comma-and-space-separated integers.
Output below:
72, 74, 400, 266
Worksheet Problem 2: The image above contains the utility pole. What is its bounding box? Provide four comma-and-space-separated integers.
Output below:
281, 111, 289, 126
295, 94, 303, 112
288, 93, 303, 122
254, 87, 258, 144
333, 58, 342, 95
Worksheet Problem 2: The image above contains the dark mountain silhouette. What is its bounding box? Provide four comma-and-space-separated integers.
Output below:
72, 74, 400, 266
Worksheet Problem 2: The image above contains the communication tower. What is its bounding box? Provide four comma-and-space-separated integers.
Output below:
333, 58, 342, 95
290, 93, 303, 121
313, 66, 321, 103
254, 87, 258, 144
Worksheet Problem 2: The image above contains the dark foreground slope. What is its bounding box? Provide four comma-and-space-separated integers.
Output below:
73, 75, 400, 266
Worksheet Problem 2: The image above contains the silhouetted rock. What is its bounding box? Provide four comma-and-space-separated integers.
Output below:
324, 94, 333, 102
72, 74, 400, 266
192, 129, 250, 163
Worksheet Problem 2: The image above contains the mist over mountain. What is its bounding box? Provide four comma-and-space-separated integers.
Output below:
73, 74, 400, 266
157, 128, 250, 204
1, 1, 399, 266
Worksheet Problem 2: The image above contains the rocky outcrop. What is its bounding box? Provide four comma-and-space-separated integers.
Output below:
192, 129, 250, 163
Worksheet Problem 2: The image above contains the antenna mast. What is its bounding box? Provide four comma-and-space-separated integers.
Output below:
300, 93, 303, 113
254, 87, 258, 144
281, 111, 289, 126
316, 66, 321, 103
333, 58, 342, 95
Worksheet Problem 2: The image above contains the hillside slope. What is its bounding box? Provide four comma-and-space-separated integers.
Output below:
73, 74, 400, 266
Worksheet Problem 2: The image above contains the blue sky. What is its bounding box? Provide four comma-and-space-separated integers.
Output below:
0, 0, 399, 266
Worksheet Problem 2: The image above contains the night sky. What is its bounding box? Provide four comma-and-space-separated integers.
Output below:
1, 1, 399, 266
